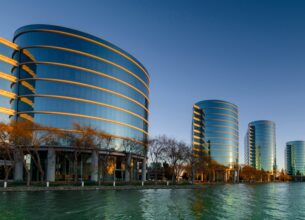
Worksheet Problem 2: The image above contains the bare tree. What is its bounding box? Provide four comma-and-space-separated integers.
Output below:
0, 122, 15, 183
65, 122, 97, 182
148, 136, 166, 181
95, 132, 114, 183
162, 136, 190, 183
122, 139, 140, 182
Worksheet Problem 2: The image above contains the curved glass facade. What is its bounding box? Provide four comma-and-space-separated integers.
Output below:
0, 25, 149, 156
245, 120, 276, 172
0, 38, 18, 122
285, 141, 305, 176
192, 100, 239, 167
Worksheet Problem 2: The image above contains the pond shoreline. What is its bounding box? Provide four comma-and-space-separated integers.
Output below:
0, 184, 208, 192
0, 181, 293, 192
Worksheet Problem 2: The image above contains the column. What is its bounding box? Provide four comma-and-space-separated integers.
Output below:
46, 149, 56, 182
224, 170, 228, 183
125, 153, 131, 182
91, 151, 98, 182
141, 157, 147, 181
14, 151, 23, 181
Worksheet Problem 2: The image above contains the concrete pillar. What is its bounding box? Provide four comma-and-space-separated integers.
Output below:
125, 153, 131, 182
14, 151, 23, 181
91, 151, 98, 182
224, 170, 228, 183
141, 158, 147, 181
46, 149, 56, 182
236, 169, 240, 183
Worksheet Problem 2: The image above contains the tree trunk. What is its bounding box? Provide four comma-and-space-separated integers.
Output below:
4, 166, 12, 183
34, 150, 44, 182
26, 170, 31, 187
74, 152, 78, 182
171, 167, 175, 183
155, 169, 158, 181
191, 166, 195, 184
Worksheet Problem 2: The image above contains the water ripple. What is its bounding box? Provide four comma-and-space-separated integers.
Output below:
1, 183, 305, 219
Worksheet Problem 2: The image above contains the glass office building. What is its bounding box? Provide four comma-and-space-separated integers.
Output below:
285, 141, 305, 176
192, 100, 239, 167
245, 120, 276, 172
0, 24, 149, 181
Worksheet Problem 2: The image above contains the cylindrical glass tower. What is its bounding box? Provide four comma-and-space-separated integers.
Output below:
286, 141, 305, 176
10, 24, 149, 155
192, 100, 239, 167
245, 120, 276, 172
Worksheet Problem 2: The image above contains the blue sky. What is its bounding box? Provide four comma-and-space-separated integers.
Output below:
1, 0, 305, 169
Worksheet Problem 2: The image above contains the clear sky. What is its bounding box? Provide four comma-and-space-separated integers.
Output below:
1, 0, 305, 169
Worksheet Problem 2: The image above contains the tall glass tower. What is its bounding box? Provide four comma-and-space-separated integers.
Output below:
245, 120, 276, 172
285, 141, 305, 176
0, 24, 149, 181
192, 100, 239, 167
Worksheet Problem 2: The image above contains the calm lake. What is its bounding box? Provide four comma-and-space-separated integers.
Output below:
0, 183, 304, 219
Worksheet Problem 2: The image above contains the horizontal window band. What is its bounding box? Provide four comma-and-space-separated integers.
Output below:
211, 156, 238, 159
201, 101, 238, 109
19, 61, 149, 102
205, 112, 239, 121
13, 127, 147, 147
19, 94, 148, 124
21, 45, 149, 91
14, 29, 150, 82
0, 37, 18, 50
206, 142, 239, 149
19, 78, 149, 113
205, 130, 239, 137
0, 54, 18, 66
17, 110, 149, 135
0, 71, 17, 82
205, 137, 239, 143
206, 124, 239, 131
202, 106, 239, 116
204, 124, 239, 132
210, 150, 239, 154
0, 89, 16, 99
0, 107, 15, 115
205, 118, 238, 126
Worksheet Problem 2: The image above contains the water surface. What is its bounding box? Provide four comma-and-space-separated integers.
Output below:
0, 183, 304, 219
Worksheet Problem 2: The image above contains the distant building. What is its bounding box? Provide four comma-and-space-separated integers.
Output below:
285, 141, 305, 176
245, 120, 276, 173
192, 100, 239, 167
0, 24, 149, 181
